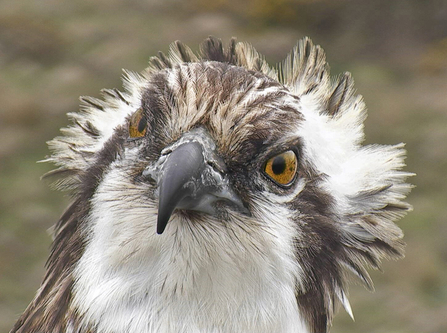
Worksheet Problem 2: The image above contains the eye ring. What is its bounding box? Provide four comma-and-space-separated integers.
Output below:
129, 108, 147, 138
263, 150, 298, 187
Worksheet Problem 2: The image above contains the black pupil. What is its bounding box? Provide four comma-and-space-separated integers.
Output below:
271, 156, 286, 175
138, 116, 146, 132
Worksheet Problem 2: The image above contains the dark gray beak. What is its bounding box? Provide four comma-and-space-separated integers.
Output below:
155, 141, 249, 234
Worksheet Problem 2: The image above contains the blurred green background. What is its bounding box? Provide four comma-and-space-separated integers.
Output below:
1, 0, 446, 332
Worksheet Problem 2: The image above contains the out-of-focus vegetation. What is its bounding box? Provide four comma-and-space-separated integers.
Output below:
1, 0, 446, 332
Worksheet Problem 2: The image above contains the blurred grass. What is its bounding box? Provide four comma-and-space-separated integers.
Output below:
1, 0, 446, 332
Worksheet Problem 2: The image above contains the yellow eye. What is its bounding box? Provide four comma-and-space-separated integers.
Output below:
263, 150, 298, 186
129, 108, 147, 138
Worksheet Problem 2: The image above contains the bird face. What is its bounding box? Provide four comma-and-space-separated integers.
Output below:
12, 37, 412, 333
120, 61, 305, 235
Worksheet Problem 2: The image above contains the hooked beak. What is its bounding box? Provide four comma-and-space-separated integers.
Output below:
154, 140, 249, 234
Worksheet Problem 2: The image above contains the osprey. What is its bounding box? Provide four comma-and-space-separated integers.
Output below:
12, 37, 412, 333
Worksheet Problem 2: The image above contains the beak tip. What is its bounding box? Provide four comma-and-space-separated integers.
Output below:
156, 215, 169, 235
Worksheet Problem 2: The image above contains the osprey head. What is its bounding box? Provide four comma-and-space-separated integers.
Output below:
12, 37, 413, 333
